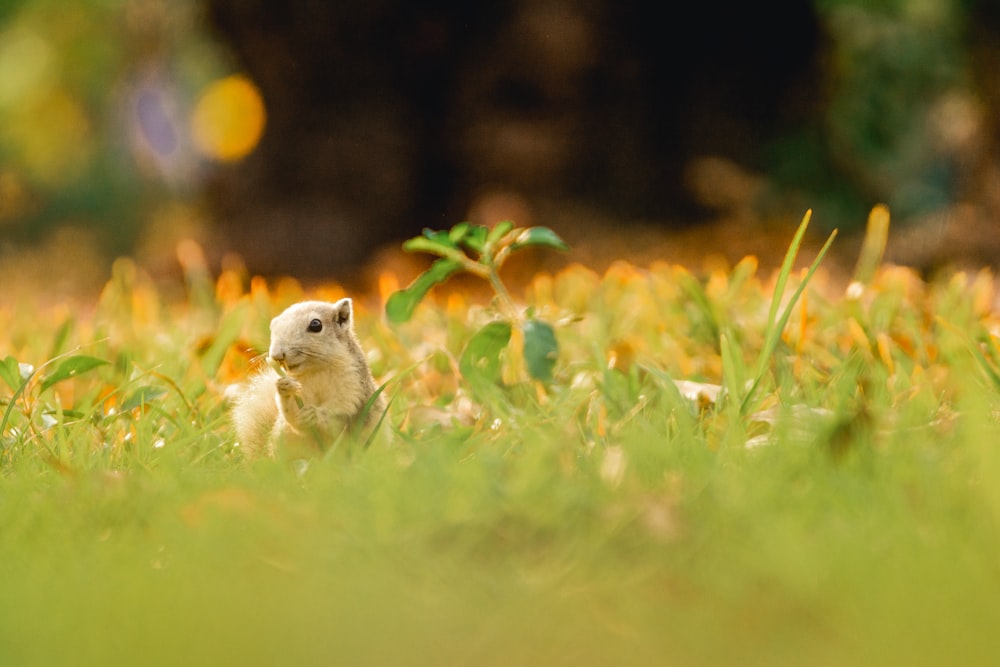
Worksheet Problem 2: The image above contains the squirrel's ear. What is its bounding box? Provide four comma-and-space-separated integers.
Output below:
332, 298, 352, 326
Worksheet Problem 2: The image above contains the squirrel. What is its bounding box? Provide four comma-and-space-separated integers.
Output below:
230, 298, 385, 459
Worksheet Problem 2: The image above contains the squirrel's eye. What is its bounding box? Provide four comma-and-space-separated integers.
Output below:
307, 319, 323, 333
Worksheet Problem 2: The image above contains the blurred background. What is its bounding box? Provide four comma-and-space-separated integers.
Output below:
2, 0, 1000, 294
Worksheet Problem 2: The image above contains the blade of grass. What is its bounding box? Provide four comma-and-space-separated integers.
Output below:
352, 359, 426, 448
742, 216, 838, 415
361, 392, 395, 450
852, 204, 890, 286
676, 270, 720, 344
0, 370, 35, 440
936, 316, 1000, 392
638, 364, 700, 433
754, 210, 812, 382
720, 331, 747, 408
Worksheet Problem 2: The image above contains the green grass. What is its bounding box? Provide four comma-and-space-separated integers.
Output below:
2, 244, 1000, 666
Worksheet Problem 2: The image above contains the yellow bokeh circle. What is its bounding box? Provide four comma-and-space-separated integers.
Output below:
191, 74, 266, 162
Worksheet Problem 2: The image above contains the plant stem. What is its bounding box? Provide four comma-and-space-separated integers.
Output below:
486, 264, 520, 323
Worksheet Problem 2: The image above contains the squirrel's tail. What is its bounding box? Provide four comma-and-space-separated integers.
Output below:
229, 369, 280, 458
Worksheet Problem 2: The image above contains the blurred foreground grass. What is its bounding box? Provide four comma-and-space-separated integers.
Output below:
2, 228, 1000, 665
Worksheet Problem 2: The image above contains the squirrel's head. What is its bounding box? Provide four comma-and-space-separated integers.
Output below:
268, 298, 356, 374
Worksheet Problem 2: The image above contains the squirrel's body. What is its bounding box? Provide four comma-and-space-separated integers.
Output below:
231, 299, 384, 458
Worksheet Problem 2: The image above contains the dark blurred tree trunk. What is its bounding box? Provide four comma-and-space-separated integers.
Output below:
204, 0, 819, 276
204, 1, 504, 275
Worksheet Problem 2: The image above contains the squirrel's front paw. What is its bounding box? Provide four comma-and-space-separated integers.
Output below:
276, 376, 302, 397
296, 405, 319, 427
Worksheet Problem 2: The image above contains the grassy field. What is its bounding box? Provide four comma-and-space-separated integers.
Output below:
3, 223, 1000, 665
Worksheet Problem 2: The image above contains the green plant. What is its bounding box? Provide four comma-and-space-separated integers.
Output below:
735, 209, 837, 416
385, 220, 568, 386
1, 352, 110, 441
3, 226, 1000, 665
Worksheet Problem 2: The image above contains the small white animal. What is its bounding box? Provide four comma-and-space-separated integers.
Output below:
230, 298, 385, 458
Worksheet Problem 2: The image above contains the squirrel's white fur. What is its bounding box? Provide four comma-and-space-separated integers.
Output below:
230, 298, 384, 458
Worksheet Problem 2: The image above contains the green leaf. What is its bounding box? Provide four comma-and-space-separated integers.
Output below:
448, 222, 470, 244
509, 226, 569, 253
403, 228, 464, 257
121, 386, 168, 412
459, 321, 512, 394
0, 356, 20, 392
460, 225, 489, 254
39, 355, 109, 392
422, 228, 453, 242
486, 220, 515, 247
385, 258, 462, 323
522, 319, 558, 382
403, 236, 459, 258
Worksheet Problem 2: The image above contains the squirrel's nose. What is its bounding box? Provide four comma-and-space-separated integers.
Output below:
270, 348, 285, 362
